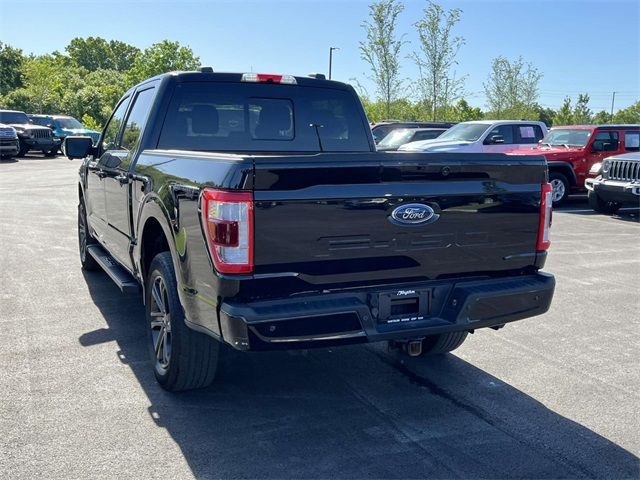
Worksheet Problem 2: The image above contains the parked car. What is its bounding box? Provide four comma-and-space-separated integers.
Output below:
585, 152, 640, 214
0, 110, 60, 157
371, 121, 456, 144
29, 114, 101, 149
0, 123, 19, 159
507, 125, 640, 206
64, 68, 554, 392
377, 127, 447, 151
398, 120, 548, 154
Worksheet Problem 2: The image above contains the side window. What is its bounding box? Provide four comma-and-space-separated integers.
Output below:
102, 97, 130, 152
121, 88, 156, 152
485, 125, 514, 144
625, 131, 640, 151
413, 130, 441, 141
593, 130, 619, 151
517, 125, 544, 144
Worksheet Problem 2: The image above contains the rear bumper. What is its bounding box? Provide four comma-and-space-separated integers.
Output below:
586, 177, 640, 204
219, 272, 555, 351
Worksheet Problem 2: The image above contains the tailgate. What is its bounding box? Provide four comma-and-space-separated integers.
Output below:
252, 152, 547, 285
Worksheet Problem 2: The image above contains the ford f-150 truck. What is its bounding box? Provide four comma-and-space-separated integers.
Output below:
63, 69, 555, 391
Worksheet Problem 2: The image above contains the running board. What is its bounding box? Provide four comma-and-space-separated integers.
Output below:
86, 244, 139, 294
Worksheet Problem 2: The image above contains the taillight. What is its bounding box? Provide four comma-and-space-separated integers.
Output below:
241, 73, 297, 84
537, 183, 552, 251
201, 189, 254, 274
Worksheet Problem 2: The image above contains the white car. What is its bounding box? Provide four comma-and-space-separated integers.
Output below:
398, 120, 548, 153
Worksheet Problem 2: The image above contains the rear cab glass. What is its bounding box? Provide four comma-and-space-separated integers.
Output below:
158, 82, 371, 152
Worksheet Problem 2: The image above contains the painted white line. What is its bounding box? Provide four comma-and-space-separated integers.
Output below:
557, 207, 639, 214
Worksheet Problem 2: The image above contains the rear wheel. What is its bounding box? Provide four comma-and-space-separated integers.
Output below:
420, 331, 468, 355
549, 172, 570, 207
78, 201, 100, 271
146, 252, 220, 391
588, 190, 621, 215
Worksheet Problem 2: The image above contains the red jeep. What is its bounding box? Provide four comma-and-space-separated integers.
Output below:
508, 125, 640, 206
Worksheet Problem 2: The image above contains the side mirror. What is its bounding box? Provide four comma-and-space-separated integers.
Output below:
46, 123, 55, 130
488, 134, 505, 144
63, 136, 94, 159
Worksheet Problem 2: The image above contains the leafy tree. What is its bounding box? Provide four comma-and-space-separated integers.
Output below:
613, 101, 640, 123
483, 56, 542, 119
572, 93, 592, 124
592, 110, 612, 124
359, 0, 406, 119
450, 98, 483, 121
535, 105, 555, 127
411, 1, 465, 121
554, 97, 573, 125
66, 37, 140, 72
0, 42, 25, 96
126, 40, 200, 85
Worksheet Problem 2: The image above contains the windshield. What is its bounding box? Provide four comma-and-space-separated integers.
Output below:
57, 117, 83, 129
542, 129, 591, 147
378, 128, 414, 148
437, 123, 488, 142
0, 111, 30, 124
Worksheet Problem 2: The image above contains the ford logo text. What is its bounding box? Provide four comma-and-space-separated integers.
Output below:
389, 203, 439, 226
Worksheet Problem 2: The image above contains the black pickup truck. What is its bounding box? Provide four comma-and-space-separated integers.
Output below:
64, 69, 555, 391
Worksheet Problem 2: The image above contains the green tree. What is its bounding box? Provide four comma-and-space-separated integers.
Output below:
450, 98, 483, 121
554, 97, 574, 125
592, 110, 612, 124
359, 0, 406, 119
126, 40, 200, 85
66, 37, 140, 72
0, 42, 25, 96
411, 1, 465, 121
483, 56, 542, 119
613, 101, 640, 123
572, 93, 592, 124
535, 105, 555, 127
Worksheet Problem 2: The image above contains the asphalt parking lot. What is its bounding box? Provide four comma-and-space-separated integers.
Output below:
1, 153, 638, 479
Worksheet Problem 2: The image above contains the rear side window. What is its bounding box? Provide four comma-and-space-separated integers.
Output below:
625, 131, 640, 151
158, 82, 370, 152
516, 125, 544, 144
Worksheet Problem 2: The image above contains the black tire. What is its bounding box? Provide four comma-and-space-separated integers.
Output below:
146, 251, 220, 391
420, 331, 468, 355
78, 201, 100, 271
16, 140, 28, 157
588, 190, 621, 215
549, 171, 570, 207
44, 147, 57, 157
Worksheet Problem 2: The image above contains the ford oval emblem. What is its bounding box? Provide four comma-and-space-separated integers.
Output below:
389, 203, 439, 226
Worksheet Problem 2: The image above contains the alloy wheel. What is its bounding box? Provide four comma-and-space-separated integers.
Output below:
150, 275, 172, 372
550, 178, 565, 202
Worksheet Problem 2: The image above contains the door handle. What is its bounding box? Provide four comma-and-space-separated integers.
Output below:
115, 174, 130, 185
94, 170, 107, 179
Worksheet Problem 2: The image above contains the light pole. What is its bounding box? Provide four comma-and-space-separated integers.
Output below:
329, 47, 340, 80
610, 92, 617, 121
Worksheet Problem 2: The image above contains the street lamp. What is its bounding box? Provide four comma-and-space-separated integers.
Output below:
329, 47, 340, 80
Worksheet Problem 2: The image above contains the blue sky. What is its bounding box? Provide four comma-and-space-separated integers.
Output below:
1, 0, 638, 112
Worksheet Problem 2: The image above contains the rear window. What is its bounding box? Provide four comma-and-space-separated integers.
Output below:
158, 82, 370, 152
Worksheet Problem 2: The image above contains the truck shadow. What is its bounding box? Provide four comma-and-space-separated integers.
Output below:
79, 270, 639, 479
